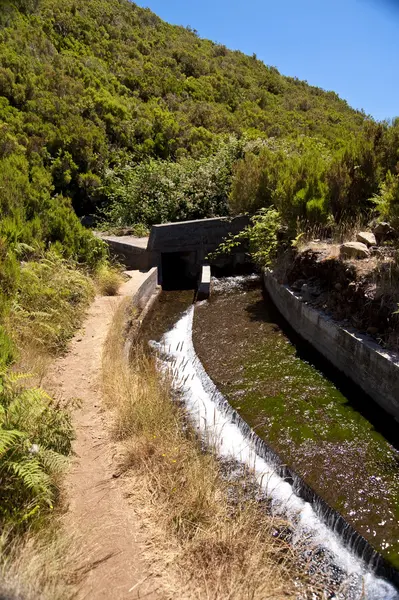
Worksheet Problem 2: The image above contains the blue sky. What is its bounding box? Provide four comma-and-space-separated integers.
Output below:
134, 0, 398, 121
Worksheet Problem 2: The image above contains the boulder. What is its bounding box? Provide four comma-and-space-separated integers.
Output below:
291, 279, 306, 291
300, 283, 321, 302
356, 231, 376, 247
340, 242, 369, 260
372, 222, 396, 245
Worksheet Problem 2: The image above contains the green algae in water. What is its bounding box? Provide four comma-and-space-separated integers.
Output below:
193, 282, 399, 569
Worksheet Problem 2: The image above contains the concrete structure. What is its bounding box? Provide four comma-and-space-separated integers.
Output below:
100, 235, 153, 271
132, 266, 159, 310
101, 216, 251, 289
196, 265, 211, 301
147, 215, 250, 286
264, 270, 399, 421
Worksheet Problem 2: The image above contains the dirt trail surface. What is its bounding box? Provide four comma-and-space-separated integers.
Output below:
46, 271, 162, 600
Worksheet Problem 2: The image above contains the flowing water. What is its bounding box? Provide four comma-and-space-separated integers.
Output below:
142, 278, 399, 599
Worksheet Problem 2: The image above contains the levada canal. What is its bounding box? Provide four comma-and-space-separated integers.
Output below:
141, 275, 399, 599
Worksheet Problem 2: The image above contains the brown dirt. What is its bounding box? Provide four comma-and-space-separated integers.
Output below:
283, 245, 399, 351
46, 271, 163, 600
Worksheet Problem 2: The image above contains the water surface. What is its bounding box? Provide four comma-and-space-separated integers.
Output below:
192, 277, 399, 569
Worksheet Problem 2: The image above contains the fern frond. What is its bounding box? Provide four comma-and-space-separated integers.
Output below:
7, 458, 52, 495
38, 448, 69, 474
0, 429, 24, 457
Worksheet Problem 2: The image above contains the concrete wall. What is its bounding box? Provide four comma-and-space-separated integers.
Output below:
264, 271, 399, 421
133, 267, 159, 310
197, 265, 211, 301
147, 216, 249, 255
148, 216, 250, 286
101, 235, 156, 271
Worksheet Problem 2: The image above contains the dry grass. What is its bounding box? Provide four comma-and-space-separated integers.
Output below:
102, 301, 317, 599
95, 263, 124, 296
0, 526, 81, 600
9, 253, 94, 357
295, 215, 366, 248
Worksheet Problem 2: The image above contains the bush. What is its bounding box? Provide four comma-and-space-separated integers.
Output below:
211, 207, 282, 268
0, 327, 15, 369
373, 171, 399, 229
9, 253, 94, 355
103, 139, 243, 227
95, 263, 123, 296
0, 371, 73, 527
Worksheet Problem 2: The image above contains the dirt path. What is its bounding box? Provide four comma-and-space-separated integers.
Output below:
47, 272, 162, 600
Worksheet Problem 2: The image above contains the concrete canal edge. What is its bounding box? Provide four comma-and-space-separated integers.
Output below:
197, 265, 211, 301
264, 270, 399, 422
132, 266, 159, 311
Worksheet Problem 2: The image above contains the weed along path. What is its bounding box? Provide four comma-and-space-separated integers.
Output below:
46, 271, 161, 600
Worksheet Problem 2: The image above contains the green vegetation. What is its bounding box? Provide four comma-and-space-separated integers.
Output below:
94, 262, 123, 296
209, 207, 282, 268
10, 252, 95, 355
103, 138, 243, 226
0, 371, 73, 527
1, 0, 399, 566
2, 0, 399, 236
0, 252, 92, 534
0, 0, 370, 231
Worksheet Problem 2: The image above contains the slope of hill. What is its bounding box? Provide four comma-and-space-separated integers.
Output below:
0, 0, 368, 220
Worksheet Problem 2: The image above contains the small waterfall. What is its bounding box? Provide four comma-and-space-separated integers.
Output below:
152, 306, 399, 600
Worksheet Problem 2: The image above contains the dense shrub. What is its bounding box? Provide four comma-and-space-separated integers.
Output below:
211, 207, 282, 268
373, 171, 399, 229
104, 139, 243, 227
0, 0, 367, 222
0, 370, 73, 526
9, 252, 94, 355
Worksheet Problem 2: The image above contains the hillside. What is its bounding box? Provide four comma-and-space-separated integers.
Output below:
0, 0, 368, 223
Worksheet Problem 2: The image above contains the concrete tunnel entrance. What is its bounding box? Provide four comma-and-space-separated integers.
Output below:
161, 251, 198, 290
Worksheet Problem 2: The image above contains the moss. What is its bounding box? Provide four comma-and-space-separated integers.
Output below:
193, 284, 399, 569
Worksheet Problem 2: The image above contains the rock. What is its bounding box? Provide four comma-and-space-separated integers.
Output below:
372, 222, 396, 245
300, 283, 320, 302
340, 242, 369, 260
334, 282, 342, 291
373, 221, 393, 234
370, 246, 382, 257
291, 279, 306, 291
356, 231, 376, 247
300, 284, 312, 302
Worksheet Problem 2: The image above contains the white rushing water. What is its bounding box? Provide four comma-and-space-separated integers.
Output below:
153, 306, 399, 600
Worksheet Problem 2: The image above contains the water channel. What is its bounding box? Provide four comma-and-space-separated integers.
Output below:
141, 276, 399, 599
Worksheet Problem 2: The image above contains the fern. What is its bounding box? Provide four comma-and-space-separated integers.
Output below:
0, 370, 73, 526
0, 429, 24, 457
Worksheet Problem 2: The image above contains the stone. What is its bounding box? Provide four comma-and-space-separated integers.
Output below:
291, 279, 306, 291
372, 222, 396, 245
300, 284, 312, 302
340, 242, 369, 260
373, 221, 393, 235
356, 231, 376, 247
300, 283, 320, 302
